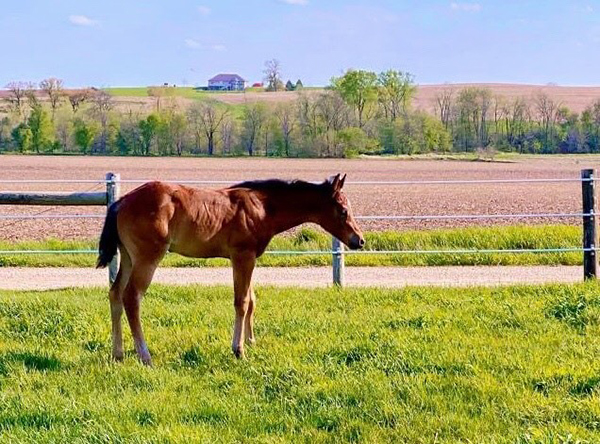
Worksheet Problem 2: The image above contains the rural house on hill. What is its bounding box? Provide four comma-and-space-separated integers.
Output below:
208, 74, 247, 91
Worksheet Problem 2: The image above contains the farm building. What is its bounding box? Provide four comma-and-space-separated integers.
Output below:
208, 74, 247, 91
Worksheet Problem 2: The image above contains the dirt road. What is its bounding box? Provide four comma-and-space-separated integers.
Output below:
0, 266, 583, 291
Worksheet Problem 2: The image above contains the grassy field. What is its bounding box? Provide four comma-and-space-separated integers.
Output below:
0, 225, 583, 268
105, 87, 212, 99
1, 283, 600, 442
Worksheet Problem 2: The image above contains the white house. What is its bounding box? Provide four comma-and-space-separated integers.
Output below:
208, 74, 247, 91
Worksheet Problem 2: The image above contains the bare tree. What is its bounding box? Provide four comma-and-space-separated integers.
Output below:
434, 87, 454, 130
263, 59, 283, 92
316, 91, 352, 156
67, 89, 91, 114
188, 101, 230, 155
4, 81, 28, 117
242, 103, 267, 156
91, 91, 114, 153
148, 86, 169, 112
39, 78, 64, 120
25, 82, 39, 109
535, 93, 561, 151
275, 103, 296, 156
220, 116, 235, 155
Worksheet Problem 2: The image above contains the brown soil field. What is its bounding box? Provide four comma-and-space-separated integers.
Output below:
211, 84, 600, 114
3, 83, 600, 117
0, 155, 597, 241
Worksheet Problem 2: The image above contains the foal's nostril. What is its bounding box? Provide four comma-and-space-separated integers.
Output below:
359, 237, 365, 248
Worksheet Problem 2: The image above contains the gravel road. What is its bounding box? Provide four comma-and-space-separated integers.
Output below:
0, 266, 584, 291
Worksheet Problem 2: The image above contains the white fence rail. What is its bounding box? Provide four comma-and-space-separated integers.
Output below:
0, 170, 598, 285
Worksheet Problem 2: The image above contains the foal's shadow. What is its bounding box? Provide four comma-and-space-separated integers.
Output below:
0, 351, 63, 374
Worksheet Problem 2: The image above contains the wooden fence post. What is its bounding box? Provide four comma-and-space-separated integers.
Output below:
332, 236, 345, 286
582, 169, 598, 280
106, 172, 121, 285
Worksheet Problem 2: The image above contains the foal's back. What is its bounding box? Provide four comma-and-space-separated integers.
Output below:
117, 181, 265, 260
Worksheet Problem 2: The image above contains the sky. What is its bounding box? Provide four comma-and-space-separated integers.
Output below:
1, 0, 599, 88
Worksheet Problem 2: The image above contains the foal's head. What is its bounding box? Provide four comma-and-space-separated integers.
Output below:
319, 174, 365, 250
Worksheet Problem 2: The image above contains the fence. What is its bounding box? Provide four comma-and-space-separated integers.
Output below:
0, 169, 597, 286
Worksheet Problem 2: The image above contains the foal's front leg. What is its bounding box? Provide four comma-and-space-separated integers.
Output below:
231, 252, 256, 359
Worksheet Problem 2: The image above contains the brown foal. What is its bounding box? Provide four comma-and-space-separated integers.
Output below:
97, 173, 364, 365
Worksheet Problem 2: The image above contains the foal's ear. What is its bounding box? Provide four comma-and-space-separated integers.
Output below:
327, 173, 346, 192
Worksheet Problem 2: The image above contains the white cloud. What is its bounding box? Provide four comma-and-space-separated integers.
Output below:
280, 0, 309, 5
197, 5, 211, 15
185, 39, 226, 51
450, 2, 482, 12
185, 38, 201, 48
68, 15, 98, 26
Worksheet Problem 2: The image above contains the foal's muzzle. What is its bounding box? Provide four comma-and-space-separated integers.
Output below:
348, 234, 365, 250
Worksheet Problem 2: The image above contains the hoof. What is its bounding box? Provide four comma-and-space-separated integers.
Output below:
246, 337, 256, 346
141, 357, 153, 367
232, 347, 245, 359
112, 353, 124, 363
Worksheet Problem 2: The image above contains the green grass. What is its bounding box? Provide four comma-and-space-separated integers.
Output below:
2, 283, 600, 442
0, 225, 584, 268
105, 87, 211, 99
104, 87, 260, 100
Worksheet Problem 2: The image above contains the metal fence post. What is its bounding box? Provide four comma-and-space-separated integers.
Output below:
582, 169, 598, 280
332, 236, 345, 286
106, 172, 121, 285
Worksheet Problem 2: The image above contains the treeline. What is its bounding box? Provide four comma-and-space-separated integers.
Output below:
2, 74, 600, 157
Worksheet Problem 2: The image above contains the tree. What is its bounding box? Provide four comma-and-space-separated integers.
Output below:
285, 80, 295, 91
4, 82, 28, 117
91, 91, 114, 153
331, 70, 378, 128
377, 70, 415, 121
25, 82, 39, 109
27, 104, 54, 152
241, 103, 267, 156
67, 89, 91, 114
316, 91, 352, 156
169, 112, 187, 156
148, 87, 172, 112
73, 118, 99, 154
275, 103, 296, 156
138, 114, 160, 155
188, 101, 229, 155
295, 79, 304, 90
220, 116, 236, 155
434, 87, 454, 130
263, 59, 283, 92
39, 78, 64, 120
535, 93, 560, 152
11, 123, 32, 152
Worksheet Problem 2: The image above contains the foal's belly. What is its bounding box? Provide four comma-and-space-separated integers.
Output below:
168, 241, 229, 259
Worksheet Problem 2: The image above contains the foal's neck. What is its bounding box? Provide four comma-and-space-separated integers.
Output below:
264, 185, 327, 235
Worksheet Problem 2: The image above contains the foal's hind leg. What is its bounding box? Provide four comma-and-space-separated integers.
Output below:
122, 258, 162, 366
109, 248, 132, 361
244, 286, 256, 346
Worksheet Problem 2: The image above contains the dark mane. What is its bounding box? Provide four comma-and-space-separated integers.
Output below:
229, 179, 326, 193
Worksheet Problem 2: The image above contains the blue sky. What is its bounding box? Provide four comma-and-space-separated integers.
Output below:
1, 0, 599, 87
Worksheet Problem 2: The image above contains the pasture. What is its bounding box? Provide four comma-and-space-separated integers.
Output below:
0, 225, 584, 268
1, 283, 600, 442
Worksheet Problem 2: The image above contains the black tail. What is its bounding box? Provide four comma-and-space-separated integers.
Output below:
97, 201, 121, 269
